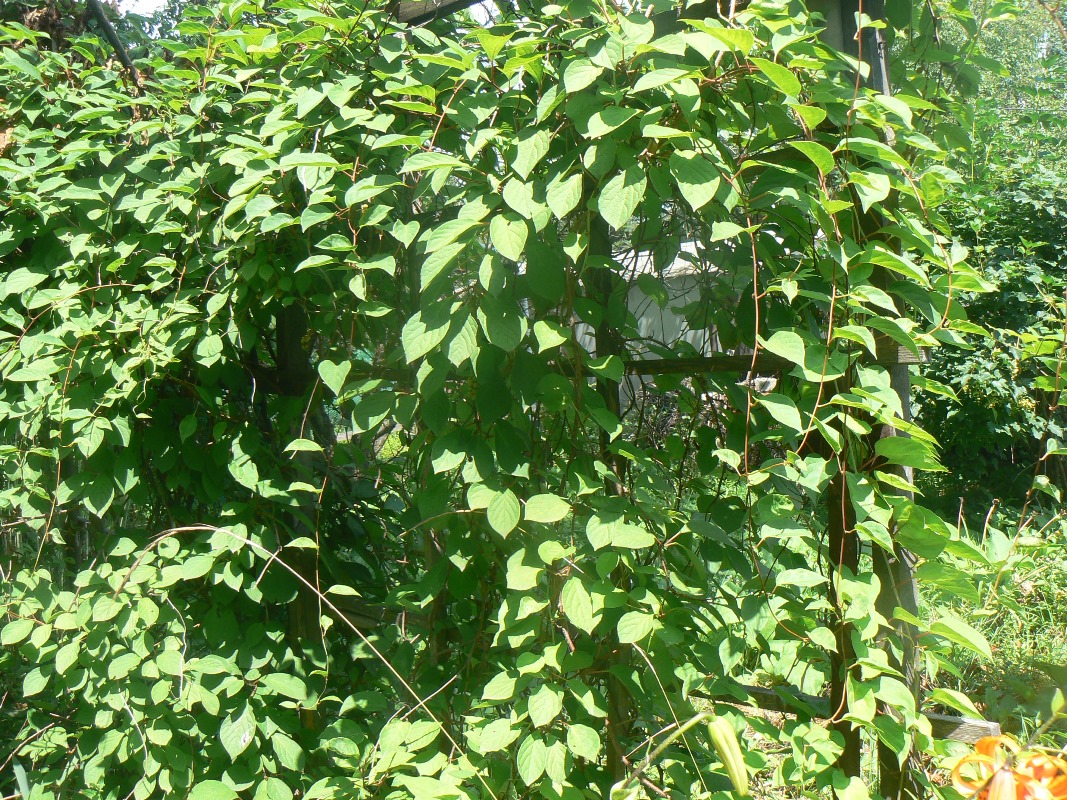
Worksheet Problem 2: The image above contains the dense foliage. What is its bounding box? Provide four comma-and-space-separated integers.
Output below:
1, 0, 1060, 799
916, 4, 1067, 510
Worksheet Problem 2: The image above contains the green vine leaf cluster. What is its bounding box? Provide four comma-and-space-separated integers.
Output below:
0, 0, 1030, 798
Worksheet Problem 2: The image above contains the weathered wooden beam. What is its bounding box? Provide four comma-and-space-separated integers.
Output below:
623, 353, 792, 376
620, 334, 920, 377
925, 713, 1003, 745
393, 0, 482, 24
695, 686, 1001, 744
338, 332, 921, 388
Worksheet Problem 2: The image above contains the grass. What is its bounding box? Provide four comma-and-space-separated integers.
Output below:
944, 508, 1067, 743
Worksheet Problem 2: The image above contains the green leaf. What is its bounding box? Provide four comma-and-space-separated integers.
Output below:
850, 169, 891, 212
259, 672, 309, 701
513, 128, 550, 179
190, 781, 239, 800
533, 320, 569, 351
598, 165, 646, 231
561, 578, 598, 634
528, 684, 563, 728
617, 610, 655, 643
107, 652, 141, 680
507, 548, 542, 590
915, 562, 979, 603
546, 172, 583, 220
587, 513, 656, 550
670, 151, 721, 211
220, 704, 257, 760
524, 494, 571, 523
588, 355, 624, 382
487, 489, 521, 536
483, 670, 517, 701
6, 357, 61, 382
279, 152, 340, 170
1, 50, 40, 80
478, 718, 521, 753
1, 618, 34, 646
926, 688, 984, 719
691, 24, 754, 53
294, 87, 325, 118
425, 219, 478, 254
447, 314, 479, 367
182, 554, 217, 581
788, 141, 835, 176
272, 731, 305, 770
195, 334, 225, 367
477, 29, 512, 59
318, 359, 351, 396
563, 59, 604, 93
566, 724, 601, 761
875, 437, 945, 472
930, 615, 992, 659
759, 330, 806, 365
284, 438, 323, 454
156, 650, 184, 676
788, 102, 827, 129
711, 221, 746, 240
490, 215, 528, 262
4, 267, 49, 297
477, 296, 527, 352
516, 735, 548, 785
633, 68, 692, 92
92, 595, 124, 623
758, 393, 804, 433
23, 667, 48, 696
420, 242, 466, 290
83, 475, 115, 517
838, 137, 910, 169
585, 106, 640, 139
226, 433, 261, 491
392, 220, 420, 247
776, 568, 826, 587
751, 57, 801, 96
402, 305, 452, 362
254, 778, 294, 800
502, 178, 540, 220
55, 640, 81, 674
400, 152, 466, 173
833, 324, 878, 356
835, 776, 869, 800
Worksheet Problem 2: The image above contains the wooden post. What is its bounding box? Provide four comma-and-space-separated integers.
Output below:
872, 364, 923, 800
809, 0, 923, 787
827, 467, 863, 777
583, 186, 633, 782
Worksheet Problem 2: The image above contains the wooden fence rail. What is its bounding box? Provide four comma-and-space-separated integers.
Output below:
696, 685, 1001, 744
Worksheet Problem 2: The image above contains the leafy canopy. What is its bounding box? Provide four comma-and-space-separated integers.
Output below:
0, 0, 1016, 798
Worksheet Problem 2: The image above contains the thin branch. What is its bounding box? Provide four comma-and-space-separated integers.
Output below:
1036, 0, 1067, 47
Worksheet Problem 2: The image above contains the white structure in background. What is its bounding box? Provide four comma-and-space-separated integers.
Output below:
118, 0, 164, 14
624, 241, 722, 358
576, 241, 723, 362
573, 241, 769, 407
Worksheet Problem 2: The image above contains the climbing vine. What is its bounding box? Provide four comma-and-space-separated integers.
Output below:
0, 0, 1022, 798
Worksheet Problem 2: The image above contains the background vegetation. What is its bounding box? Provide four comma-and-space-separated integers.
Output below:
914, 0, 1067, 745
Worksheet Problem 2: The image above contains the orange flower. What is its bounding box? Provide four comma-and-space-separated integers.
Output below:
952, 736, 1067, 800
